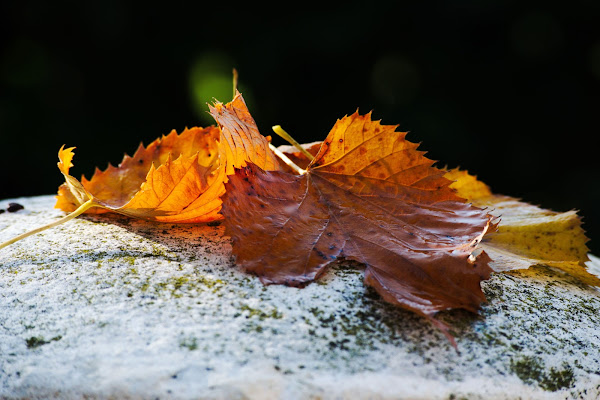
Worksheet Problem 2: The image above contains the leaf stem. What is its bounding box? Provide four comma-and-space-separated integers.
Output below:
272, 125, 314, 161
269, 144, 306, 175
0, 199, 96, 251
232, 68, 239, 99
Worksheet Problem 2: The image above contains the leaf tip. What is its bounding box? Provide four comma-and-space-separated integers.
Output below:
57, 145, 77, 174
428, 316, 459, 351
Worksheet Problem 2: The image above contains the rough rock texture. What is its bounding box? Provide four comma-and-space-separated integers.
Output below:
1, 195, 600, 400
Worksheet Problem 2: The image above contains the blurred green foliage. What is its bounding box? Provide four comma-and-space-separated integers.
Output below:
188, 52, 235, 124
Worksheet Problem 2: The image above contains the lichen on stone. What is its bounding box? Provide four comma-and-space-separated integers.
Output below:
1, 195, 600, 399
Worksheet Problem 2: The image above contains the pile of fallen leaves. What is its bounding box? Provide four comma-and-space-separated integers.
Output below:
3, 91, 594, 344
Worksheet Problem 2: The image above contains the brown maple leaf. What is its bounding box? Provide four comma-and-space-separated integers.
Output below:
283, 148, 597, 286
222, 111, 496, 342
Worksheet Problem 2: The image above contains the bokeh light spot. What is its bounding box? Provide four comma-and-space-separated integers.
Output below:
189, 52, 236, 125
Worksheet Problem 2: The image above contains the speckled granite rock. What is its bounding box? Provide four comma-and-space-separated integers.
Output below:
1, 195, 600, 400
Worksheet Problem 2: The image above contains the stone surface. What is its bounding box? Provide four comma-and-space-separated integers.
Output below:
1, 195, 600, 400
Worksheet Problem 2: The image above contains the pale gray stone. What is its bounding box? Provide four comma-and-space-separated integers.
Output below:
1, 195, 599, 400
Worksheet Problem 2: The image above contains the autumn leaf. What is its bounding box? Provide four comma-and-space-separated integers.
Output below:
222, 111, 496, 342
1, 92, 282, 250
55, 126, 226, 223
445, 168, 597, 285
284, 145, 597, 286
54, 91, 280, 225
209, 90, 281, 175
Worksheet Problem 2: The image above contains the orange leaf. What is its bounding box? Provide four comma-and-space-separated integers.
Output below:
55, 92, 280, 224
55, 126, 226, 223
209, 90, 281, 175
222, 111, 496, 343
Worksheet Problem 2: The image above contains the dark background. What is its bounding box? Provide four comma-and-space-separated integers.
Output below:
1, 1, 599, 253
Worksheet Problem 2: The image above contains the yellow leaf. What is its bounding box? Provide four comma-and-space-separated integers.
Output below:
445, 168, 597, 286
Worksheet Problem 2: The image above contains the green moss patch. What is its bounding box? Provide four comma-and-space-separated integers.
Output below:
26, 335, 62, 349
510, 355, 575, 391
